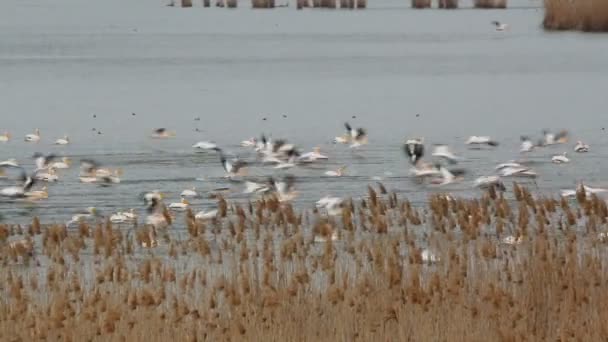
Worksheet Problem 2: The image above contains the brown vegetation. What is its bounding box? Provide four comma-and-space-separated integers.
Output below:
473, 0, 506, 8
412, 0, 431, 9
252, 0, 275, 8
438, 0, 458, 9
1, 185, 608, 340
544, 0, 608, 31
181, 0, 193, 7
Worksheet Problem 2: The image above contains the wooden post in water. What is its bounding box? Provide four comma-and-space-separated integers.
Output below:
438, 0, 457, 8
411, 0, 431, 8
203, 0, 210, 6
356, 0, 365, 8
182, 0, 193, 7
226, 0, 237, 7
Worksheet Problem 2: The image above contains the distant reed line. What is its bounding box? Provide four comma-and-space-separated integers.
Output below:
172, 0, 511, 9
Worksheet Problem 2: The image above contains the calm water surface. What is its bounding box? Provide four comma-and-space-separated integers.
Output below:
1, 0, 608, 223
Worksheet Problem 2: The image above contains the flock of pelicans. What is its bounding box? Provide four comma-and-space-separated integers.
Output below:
0, 123, 600, 229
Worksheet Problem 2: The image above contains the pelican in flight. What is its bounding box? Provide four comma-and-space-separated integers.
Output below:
0, 167, 36, 199
465, 136, 498, 147
268, 175, 298, 202
25, 129, 41, 143
344, 122, 368, 148
298, 147, 328, 162
403, 138, 425, 165
432, 145, 462, 164
218, 149, 247, 178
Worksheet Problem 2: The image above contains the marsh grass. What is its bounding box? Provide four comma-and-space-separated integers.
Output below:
438, 0, 458, 9
473, 0, 507, 8
412, 0, 432, 9
544, 0, 608, 31
1, 185, 608, 340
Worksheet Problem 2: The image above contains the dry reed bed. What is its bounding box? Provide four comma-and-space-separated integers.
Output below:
544, 0, 608, 31
473, 0, 506, 8
1, 184, 608, 340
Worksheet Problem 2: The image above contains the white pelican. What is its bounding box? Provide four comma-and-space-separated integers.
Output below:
218, 150, 247, 178
552, 152, 569, 164
110, 209, 138, 223
403, 138, 425, 165
501, 235, 523, 245
50, 157, 72, 169
67, 207, 99, 226
574, 141, 589, 153
25, 186, 48, 201
35, 168, 59, 182
0, 132, 11, 142
430, 165, 465, 186
492, 21, 508, 31
0, 159, 19, 167
151, 128, 175, 139
474, 176, 505, 191
465, 136, 498, 147
560, 183, 607, 198
421, 249, 440, 264
244, 181, 270, 194
520, 136, 534, 153
325, 166, 346, 177
193, 141, 218, 150
316, 196, 343, 216
343, 122, 368, 148
498, 166, 537, 178
542, 130, 568, 146
409, 163, 441, 178
33, 153, 56, 171
25, 129, 41, 143
54, 135, 70, 145
298, 147, 328, 162
313, 230, 338, 243
269, 175, 298, 202
169, 198, 190, 211
195, 209, 218, 221
180, 187, 199, 198
0, 169, 35, 199
240, 137, 257, 147
432, 145, 462, 164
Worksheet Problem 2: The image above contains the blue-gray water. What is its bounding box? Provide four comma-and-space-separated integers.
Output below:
1, 0, 608, 223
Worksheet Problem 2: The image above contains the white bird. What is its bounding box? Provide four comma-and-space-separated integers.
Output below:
33, 153, 56, 171
25, 129, 41, 143
492, 21, 509, 31
195, 209, 218, 221
50, 157, 72, 169
313, 231, 338, 243
501, 235, 523, 245
218, 150, 247, 178
561, 183, 607, 198
541, 130, 568, 146
269, 175, 298, 202
316, 196, 343, 216
35, 168, 59, 182
520, 136, 534, 153
0, 159, 19, 167
465, 136, 498, 147
299, 147, 328, 162
110, 209, 138, 223
193, 141, 218, 150
25, 186, 48, 201
403, 138, 425, 165
345, 122, 368, 148
430, 165, 466, 186
244, 181, 270, 194
409, 163, 441, 178
420, 249, 440, 264
432, 145, 462, 164
325, 166, 346, 177
574, 141, 589, 153
0, 169, 35, 199
54, 135, 70, 145
552, 152, 569, 164
498, 166, 537, 178
240, 138, 257, 147
169, 198, 190, 211
180, 187, 199, 198
474, 176, 505, 191
495, 161, 524, 171
0, 132, 11, 142
67, 207, 99, 226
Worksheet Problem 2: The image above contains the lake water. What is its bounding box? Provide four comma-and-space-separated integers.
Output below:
1, 0, 608, 223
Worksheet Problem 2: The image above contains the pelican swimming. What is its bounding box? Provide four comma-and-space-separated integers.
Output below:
0, 132, 11, 142
404, 138, 425, 165
492, 21, 508, 31
0, 168, 35, 199
67, 207, 99, 227
240, 137, 257, 147
552, 152, 569, 164
195, 209, 218, 221
110, 209, 138, 223
316, 196, 343, 216
24, 129, 41, 143
180, 187, 199, 198
25, 185, 48, 201
465, 136, 498, 147
54, 135, 70, 145
169, 198, 190, 211
574, 141, 589, 153
325, 166, 346, 177
193, 141, 218, 150
50, 157, 72, 169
